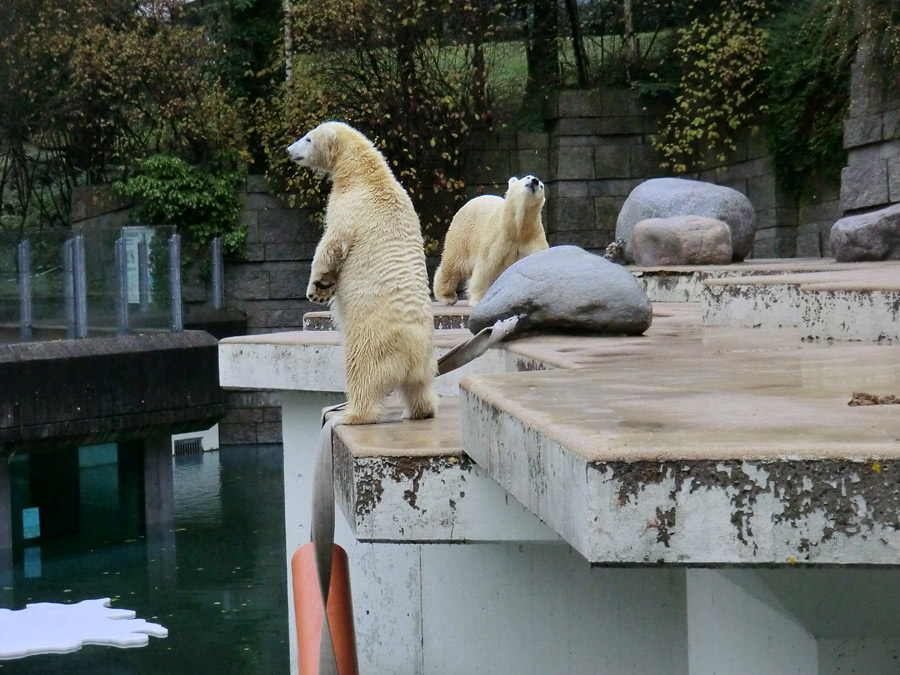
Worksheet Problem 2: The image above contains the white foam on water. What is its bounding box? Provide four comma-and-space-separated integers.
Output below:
0, 597, 168, 659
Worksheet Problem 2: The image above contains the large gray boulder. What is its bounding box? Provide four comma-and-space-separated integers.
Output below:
830, 203, 900, 262
631, 215, 733, 266
468, 245, 652, 336
616, 178, 756, 261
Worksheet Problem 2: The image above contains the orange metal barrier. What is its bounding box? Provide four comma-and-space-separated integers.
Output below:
292, 542, 359, 675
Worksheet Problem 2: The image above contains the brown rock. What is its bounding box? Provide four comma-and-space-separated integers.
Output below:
630, 216, 733, 266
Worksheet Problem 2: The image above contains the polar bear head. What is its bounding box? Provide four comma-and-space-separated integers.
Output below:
287, 122, 345, 175
288, 121, 385, 178
505, 175, 545, 217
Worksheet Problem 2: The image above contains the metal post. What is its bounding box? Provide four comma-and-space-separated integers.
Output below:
63, 239, 75, 339
138, 235, 150, 313
73, 232, 88, 339
211, 236, 224, 310
115, 236, 129, 336
17, 240, 33, 342
168, 233, 183, 332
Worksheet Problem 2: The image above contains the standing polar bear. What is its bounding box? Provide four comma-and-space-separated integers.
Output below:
433, 175, 548, 305
287, 121, 436, 425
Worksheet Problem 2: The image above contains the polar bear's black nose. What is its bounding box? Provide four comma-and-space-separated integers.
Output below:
528, 177, 540, 190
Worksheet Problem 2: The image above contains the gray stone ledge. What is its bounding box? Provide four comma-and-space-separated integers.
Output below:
459, 325, 900, 564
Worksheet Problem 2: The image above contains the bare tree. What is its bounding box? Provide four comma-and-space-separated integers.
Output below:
623, 0, 638, 82
564, 0, 590, 88
522, 0, 561, 103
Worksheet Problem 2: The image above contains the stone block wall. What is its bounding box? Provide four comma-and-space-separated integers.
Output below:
218, 176, 324, 446
544, 89, 662, 253
462, 88, 841, 259
840, 36, 900, 217
226, 175, 320, 334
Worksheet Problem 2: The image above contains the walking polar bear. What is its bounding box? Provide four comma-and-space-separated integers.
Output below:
433, 175, 548, 305
287, 121, 436, 425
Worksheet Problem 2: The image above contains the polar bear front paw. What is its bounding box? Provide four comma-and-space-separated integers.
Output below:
306, 278, 335, 304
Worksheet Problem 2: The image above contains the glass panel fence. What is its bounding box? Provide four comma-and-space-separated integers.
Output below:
1, 226, 179, 343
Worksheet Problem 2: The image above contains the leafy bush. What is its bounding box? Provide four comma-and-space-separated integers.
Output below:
651, 0, 770, 174
115, 155, 246, 262
765, 0, 857, 195
0, 0, 247, 232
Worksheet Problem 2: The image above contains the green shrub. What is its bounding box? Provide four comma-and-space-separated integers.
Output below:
651, 0, 770, 174
765, 0, 857, 195
115, 154, 246, 262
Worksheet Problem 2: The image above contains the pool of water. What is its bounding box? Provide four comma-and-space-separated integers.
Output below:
1, 445, 288, 674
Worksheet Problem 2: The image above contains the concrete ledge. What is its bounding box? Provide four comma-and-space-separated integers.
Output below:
332, 399, 558, 543
702, 263, 900, 339
459, 325, 900, 565
1, 331, 226, 452
304, 303, 471, 331
633, 258, 876, 302
218, 329, 505, 396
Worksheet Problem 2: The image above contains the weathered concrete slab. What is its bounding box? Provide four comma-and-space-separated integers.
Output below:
702, 262, 900, 339
459, 318, 900, 565
632, 258, 878, 302
304, 303, 471, 331
218, 328, 501, 396
1, 331, 226, 452
219, 329, 533, 544
333, 399, 558, 543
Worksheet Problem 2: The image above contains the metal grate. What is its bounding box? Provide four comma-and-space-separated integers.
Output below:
173, 437, 203, 455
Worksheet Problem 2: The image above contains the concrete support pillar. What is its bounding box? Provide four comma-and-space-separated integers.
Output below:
281, 391, 424, 675
0, 455, 12, 607
143, 435, 174, 529
30, 447, 79, 538
686, 569, 818, 674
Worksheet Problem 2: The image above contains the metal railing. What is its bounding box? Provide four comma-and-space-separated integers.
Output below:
1, 228, 226, 343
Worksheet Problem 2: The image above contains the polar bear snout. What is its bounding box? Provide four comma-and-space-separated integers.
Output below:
525, 176, 543, 193
286, 135, 312, 166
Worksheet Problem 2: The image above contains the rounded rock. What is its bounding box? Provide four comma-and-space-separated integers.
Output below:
468, 245, 652, 336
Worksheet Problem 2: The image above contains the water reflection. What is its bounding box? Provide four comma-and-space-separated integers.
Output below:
1, 444, 288, 674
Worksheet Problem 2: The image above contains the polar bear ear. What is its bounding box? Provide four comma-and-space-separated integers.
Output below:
508, 177, 518, 187
318, 124, 339, 147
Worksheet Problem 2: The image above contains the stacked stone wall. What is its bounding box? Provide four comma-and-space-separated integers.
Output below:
841, 36, 900, 218
461, 89, 841, 259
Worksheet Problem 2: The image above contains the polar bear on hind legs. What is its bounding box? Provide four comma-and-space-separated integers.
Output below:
287, 121, 436, 425
433, 175, 548, 305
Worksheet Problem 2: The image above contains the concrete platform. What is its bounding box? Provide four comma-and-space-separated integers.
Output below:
222, 300, 900, 564
218, 327, 499, 396
633, 257, 885, 302
460, 314, 900, 565
702, 261, 900, 339
333, 398, 558, 543
219, 277, 900, 674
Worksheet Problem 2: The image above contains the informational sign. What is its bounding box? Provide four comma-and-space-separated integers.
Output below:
121, 226, 155, 304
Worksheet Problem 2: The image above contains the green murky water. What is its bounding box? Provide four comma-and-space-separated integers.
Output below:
1, 445, 288, 674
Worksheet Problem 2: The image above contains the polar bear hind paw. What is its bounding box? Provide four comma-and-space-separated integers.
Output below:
337, 408, 380, 425
401, 384, 437, 420
435, 292, 458, 306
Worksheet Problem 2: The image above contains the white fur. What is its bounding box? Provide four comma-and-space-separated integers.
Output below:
433, 175, 548, 305
288, 121, 436, 424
